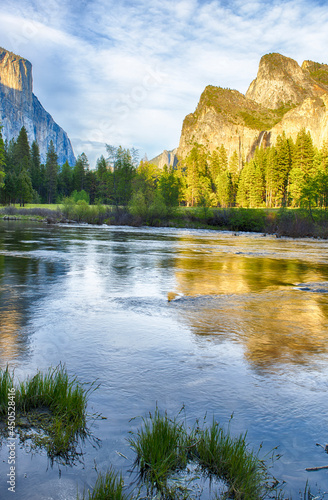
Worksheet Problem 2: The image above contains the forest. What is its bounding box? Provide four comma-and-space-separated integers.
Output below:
1, 125, 328, 217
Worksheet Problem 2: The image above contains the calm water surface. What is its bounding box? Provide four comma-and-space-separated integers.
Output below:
1, 220, 328, 499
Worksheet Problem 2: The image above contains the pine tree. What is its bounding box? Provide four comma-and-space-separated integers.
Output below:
0, 126, 5, 189
95, 155, 111, 203
45, 141, 58, 204
289, 129, 314, 206
275, 133, 293, 206
236, 165, 249, 207
183, 144, 211, 206
13, 126, 31, 173
106, 145, 137, 206
3, 171, 17, 205
158, 165, 180, 208
216, 171, 233, 207
228, 150, 240, 205
73, 153, 89, 192
17, 159, 33, 206
30, 140, 43, 195
58, 161, 73, 198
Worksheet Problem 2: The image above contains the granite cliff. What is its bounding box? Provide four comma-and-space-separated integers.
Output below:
150, 148, 178, 169
0, 48, 75, 165
177, 53, 328, 164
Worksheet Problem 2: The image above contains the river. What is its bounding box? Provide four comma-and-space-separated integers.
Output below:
0, 220, 328, 499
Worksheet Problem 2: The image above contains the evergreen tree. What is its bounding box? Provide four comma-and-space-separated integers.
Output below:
275, 133, 293, 206
30, 141, 43, 194
218, 144, 228, 171
95, 155, 111, 203
4, 139, 15, 175
73, 153, 89, 192
183, 144, 211, 206
13, 126, 31, 173
249, 160, 265, 207
133, 160, 160, 204
209, 149, 221, 182
45, 141, 58, 204
236, 165, 249, 207
58, 161, 73, 198
158, 165, 181, 208
289, 129, 315, 206
3, 171, 17, 205
228, 150, 240, 205
216, 171, 233, 207
0, 126, 5, 189
106, 145, 137, 206
17, 159, 33, 206
85, 170, 97, 204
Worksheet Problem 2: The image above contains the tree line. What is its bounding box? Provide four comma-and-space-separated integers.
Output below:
179, 129, 328, 212
1, 124, 328, 213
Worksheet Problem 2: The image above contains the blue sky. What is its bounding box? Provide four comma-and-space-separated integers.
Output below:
0, 0, 328, 166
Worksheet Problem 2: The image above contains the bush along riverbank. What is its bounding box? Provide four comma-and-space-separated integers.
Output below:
2, 203, 328, 238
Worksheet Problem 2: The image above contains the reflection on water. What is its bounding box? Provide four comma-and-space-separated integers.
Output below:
170, 237, 328, 370
1, 221, 328, 499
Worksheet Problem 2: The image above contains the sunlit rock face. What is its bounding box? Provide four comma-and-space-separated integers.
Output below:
246, 53, 328, 109
0, 48, 76, 165
150, 148, 178, 169
177, 53, 328, 163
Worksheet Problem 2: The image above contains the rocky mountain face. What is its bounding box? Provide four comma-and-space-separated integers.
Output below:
150, 148, 178, 169
177, 53, 328, 164
0, 48, 75, 165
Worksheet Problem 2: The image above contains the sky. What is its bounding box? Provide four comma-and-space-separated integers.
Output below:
1, 0, 328, 167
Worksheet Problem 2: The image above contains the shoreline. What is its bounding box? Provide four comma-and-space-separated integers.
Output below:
1, 205, 328, 239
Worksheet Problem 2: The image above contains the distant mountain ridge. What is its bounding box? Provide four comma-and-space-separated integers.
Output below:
177, 53, 328, 164
150, 148, 178, 169
0, 47, 76, 165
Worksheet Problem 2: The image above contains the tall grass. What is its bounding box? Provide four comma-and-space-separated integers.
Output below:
0, 365, 96, 462
129, 407, 188, 495
0, 365, 14, 416
193, 419, 271, 499
128, 409, 281, 500
79, 468, 132, 500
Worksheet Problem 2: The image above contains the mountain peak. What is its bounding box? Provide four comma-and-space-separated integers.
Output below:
177, 52, 328, 163
245, 52, 328, 109
0, 47, 75, 165
0, 47, 32, 104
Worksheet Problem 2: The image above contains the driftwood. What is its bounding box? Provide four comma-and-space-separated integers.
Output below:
306, 465, 328, 471
306, 443, 328, 470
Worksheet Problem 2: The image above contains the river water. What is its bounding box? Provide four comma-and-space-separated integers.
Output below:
0, 220, 328, 499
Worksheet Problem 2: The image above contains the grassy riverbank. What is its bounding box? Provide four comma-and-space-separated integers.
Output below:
1, 203, 328, 238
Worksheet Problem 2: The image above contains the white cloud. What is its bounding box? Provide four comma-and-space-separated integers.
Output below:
0, 0, 328, 166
